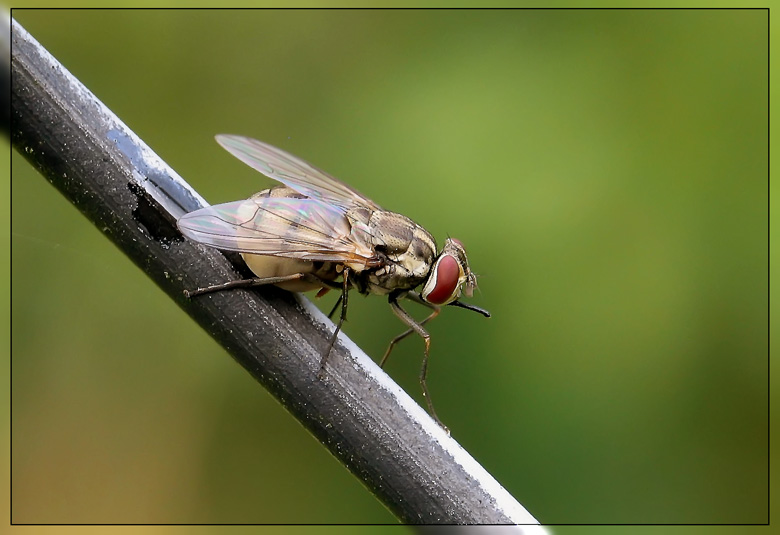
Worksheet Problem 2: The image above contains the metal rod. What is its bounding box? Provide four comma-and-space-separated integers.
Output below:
11, 19, 546, 528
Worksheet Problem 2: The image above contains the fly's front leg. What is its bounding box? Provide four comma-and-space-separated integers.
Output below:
387, 292, 447, 433
380, 292, 440, 368
318, 266, 350, 378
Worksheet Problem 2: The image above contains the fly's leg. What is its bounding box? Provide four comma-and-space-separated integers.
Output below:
318, 267, 350, 378
379, 309, 439, 368
387, 292, 448, 433
185, 273, 343, 298
327, 294, 343, 320
185, 273, 312, 298
380, 292, 440, 368
186, 271, 348, 379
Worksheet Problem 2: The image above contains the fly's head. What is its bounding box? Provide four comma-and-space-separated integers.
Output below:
421, 238, 478, 306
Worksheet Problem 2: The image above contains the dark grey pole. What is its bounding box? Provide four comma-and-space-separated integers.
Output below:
11, 19, 545, 528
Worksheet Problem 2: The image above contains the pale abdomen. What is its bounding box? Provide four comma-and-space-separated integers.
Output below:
241, 253, 338, 292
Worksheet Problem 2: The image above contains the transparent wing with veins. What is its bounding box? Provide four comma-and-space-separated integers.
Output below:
215, 134, 382, 212
178, 196, 378, 267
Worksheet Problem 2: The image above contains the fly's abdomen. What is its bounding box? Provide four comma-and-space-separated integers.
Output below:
242, 253, 337, 291
241, 186, 340, 290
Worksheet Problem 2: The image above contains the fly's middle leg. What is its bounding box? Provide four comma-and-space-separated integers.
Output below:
326, 294, 343, 319
185, 270, 349, 379
318, 267, 350, 378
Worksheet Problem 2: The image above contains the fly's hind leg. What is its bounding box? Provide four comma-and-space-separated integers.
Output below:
387, 291, 447, 433
184, 273, 314, 298
185, 272, 345, 299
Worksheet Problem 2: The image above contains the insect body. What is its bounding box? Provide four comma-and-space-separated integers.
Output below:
178, 135, 489, 429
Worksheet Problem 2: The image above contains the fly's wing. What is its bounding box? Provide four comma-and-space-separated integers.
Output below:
215, 134, 382, 212
178, 196, 377, 266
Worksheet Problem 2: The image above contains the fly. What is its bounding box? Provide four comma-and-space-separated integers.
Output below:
177, 135, 490, 430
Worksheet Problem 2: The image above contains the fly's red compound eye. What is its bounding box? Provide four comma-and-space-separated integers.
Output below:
424, 254, 461, 305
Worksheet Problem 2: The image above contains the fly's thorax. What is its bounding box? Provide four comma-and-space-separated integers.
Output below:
420, 238, 477, 305
368, 211, 436, 264
360, 210, 436, 295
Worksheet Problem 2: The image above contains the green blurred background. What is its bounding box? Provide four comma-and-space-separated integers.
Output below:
9, 7, 767, 529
